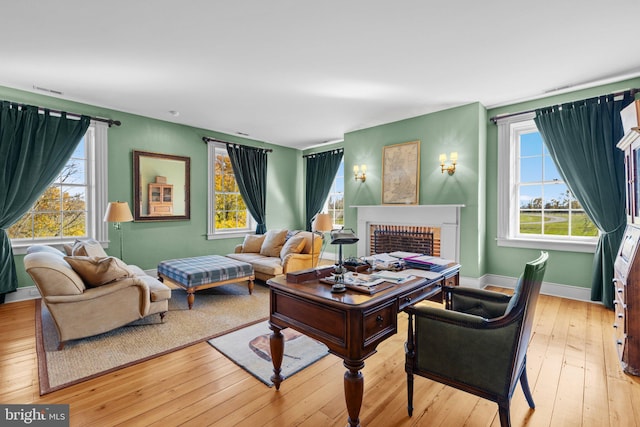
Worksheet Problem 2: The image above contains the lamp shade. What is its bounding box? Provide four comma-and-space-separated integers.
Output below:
104, 201, 134, 223
313, 213, 333, 232
330, 228, 359, 245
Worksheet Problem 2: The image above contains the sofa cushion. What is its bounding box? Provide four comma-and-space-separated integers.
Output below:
260, 229, 288, 257
64, 256, 134, 287
280, 235, 306, 259
226, 253, 284, 276
242, 234, 266, 253
71, 238, 108, 258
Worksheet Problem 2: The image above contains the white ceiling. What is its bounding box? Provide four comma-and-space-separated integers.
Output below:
2, 1, 640, 150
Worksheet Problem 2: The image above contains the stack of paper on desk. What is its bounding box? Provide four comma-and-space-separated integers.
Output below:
370, 270, 415, 283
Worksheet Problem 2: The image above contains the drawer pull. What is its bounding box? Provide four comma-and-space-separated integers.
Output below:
618, 313, 624, 319
617, 288, 623, 293
404, 296, 412, 303
376, 315, 384, 323
613, 324, 618, 329
617, 340, 623, 346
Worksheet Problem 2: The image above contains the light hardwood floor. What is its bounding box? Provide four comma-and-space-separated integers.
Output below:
1, 288, 639, 427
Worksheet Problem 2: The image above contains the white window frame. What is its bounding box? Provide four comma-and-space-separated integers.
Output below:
497, 112, 597, 253
322, 159, 344, 228
207, 141, 255, 239
11, 120, 109, 254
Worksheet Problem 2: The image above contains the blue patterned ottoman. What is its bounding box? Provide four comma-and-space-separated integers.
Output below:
157, 255, 255, 309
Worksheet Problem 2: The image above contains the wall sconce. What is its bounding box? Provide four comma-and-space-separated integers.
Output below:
439, 152, 458, 175
353, 164, 367, 182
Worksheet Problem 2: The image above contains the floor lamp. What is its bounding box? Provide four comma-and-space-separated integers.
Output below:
312, 213, 333, 267
104, 201, 134, 261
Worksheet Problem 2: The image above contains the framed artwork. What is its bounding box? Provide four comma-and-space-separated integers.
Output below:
382, 140, 420, 205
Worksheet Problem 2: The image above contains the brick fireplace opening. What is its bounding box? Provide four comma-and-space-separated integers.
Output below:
369, 224, 441, 256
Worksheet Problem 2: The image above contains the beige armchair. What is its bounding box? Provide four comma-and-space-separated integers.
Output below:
24, 245, 171, 349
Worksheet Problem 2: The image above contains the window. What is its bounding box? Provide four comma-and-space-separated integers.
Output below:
497, 113, 597, 252
9, 121, 109, 254
323, 160, 344, 227
207, 142, 253, 238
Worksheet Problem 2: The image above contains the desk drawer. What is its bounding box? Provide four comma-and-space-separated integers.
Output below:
399, 282, 439, 310
363, 302, 395, 346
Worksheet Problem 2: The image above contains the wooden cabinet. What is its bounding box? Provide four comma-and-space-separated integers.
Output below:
148, 178, 173, 216
617, 103, 640, 223
613, 224, 640, 375
616, 113, 640, 376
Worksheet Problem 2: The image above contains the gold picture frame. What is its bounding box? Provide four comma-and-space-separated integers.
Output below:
382, 140, 420, 205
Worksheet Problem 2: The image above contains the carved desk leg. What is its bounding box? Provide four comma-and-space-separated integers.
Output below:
344, 359, 365, 427
269, 322, 284, 390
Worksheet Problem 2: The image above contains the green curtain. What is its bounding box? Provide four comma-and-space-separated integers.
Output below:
0, 101, 90, 302
226, 143, 268, 234
305, 149, 343, 231
534, 92, 634, 308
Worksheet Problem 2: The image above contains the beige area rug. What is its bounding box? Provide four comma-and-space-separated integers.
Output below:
208, 320, 328, 387
35, 283, 269, 395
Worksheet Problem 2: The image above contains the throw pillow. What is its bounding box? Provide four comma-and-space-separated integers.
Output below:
71, 238, 108, 258
260, 229, 288, 257
242, 234, 266, 253
64, 256, 133, 287
280, 235, 306, 259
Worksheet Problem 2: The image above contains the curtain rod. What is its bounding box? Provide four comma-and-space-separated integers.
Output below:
303, 147, 344, 158
489, 88, 639, 124
3, 100, 121, 127
201, 136, 273, 152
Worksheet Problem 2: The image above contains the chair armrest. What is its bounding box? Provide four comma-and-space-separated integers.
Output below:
445, 286, 512, 302
234, 244, 243, 254
407, 303, 488, 327
44, 277, 149, 305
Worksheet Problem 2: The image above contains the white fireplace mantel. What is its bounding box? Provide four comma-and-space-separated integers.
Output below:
351, 204, 464, 261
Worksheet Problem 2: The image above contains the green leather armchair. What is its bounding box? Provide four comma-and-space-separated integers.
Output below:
405, 252, 548, 427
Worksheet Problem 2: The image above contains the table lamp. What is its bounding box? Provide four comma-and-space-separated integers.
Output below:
104, 201, 134, 261
329, 228, 359, 292
312, 213, 333, 267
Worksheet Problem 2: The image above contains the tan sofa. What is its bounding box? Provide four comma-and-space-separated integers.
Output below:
24, 242, 171, 350
226, 230, 322, 281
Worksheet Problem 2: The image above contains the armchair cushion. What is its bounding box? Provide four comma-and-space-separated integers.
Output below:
449, 287, 512, 319
260, 229, 288, 257
241, 234, 265, 253
280, 235, 306, 259
71, 238, 108, 258
64, 256, 134, 287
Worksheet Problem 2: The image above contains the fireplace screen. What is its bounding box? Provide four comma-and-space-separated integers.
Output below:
372, 226, 436, 256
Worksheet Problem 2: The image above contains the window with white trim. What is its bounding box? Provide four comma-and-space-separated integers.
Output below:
207, 142, 254, 238
497, 113, 598, 252
322, 160, 344, 227
9, 121, 109, 254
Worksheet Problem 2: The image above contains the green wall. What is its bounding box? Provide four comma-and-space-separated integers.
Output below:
485, 77, 640, 288
339, 102, 486, 278
1, 85, 303, 289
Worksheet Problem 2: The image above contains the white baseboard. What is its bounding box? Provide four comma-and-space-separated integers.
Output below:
4, 285, 40, 303
477, 273, 594, 302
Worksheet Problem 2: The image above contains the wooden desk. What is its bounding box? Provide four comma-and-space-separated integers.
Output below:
267, 266, 459, 427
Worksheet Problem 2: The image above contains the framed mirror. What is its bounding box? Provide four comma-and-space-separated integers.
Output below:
133, 150, 190, 221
